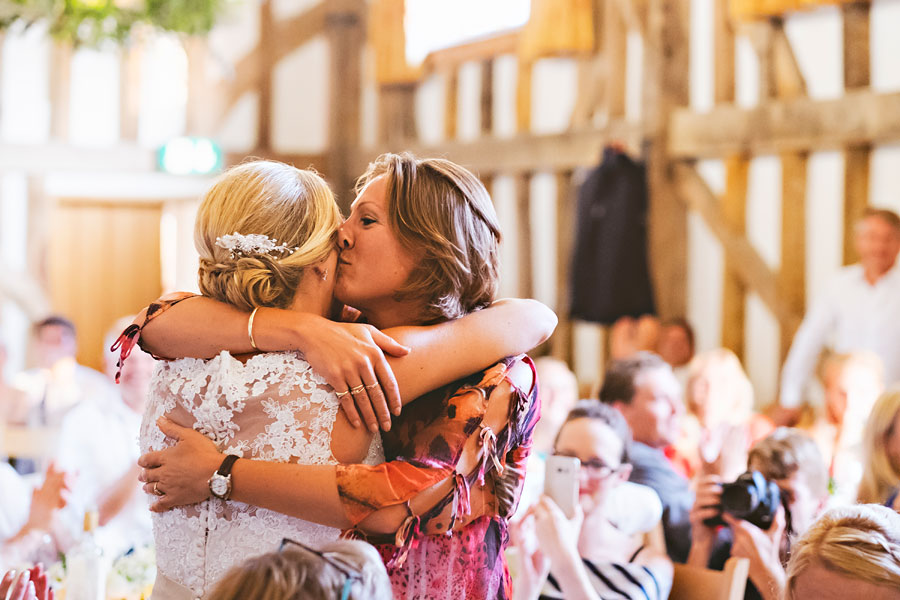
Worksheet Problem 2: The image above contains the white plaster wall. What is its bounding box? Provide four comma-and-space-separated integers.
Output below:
70, 48, 121, 146
0, 173, 30, 375
0, 25, 51, 143
458, 61, 482, 142
492, 55, 518, 138
272, 37, 330, 152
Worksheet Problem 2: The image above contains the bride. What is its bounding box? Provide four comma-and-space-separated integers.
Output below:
139, 160, 554, 599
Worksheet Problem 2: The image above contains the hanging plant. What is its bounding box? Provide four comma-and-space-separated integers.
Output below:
0, 0, 233, 45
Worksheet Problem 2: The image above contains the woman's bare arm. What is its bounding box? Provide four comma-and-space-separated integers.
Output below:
136, 296, 556, 432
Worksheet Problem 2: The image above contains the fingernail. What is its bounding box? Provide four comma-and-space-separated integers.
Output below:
392, 406, 401, 416
352, 419, 361, 428
381, 421, 392, 432
368, 423, 379, 433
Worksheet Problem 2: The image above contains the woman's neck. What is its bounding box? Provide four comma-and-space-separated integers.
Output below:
288, 275, 333, 318
360, 300, 427, 329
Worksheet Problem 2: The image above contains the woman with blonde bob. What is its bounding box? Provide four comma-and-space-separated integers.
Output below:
128, 155, 554, 599
858, 388, 900, 505
207, 539, 392, 600
784, 504, 900, 600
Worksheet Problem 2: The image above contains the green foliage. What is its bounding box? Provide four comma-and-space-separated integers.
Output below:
0, 0, 230, 45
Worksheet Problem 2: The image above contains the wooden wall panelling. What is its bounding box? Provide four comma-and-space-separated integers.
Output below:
553, 171, 576, 363
842, 1, 871, 264
641, 0, 690, 319
49, 42, 72, 141
48, 200, 163, 371
326, 6, 364, 207
721, 156, 748, 360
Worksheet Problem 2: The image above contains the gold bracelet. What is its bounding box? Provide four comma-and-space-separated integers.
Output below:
248, 307, 260, 350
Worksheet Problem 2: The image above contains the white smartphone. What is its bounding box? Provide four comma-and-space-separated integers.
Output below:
544, 455, 580, 519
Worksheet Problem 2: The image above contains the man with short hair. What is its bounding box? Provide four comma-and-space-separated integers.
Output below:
780, 208, 900, 411
688, 428, 830, 600
599, 352, 692, 562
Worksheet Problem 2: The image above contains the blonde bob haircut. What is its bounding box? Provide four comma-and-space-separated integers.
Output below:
357, 153, 502, 324
195, 161, 341, 311
858, 387, 900, 503
207, 539, 392, 600
784, 504, 900, 599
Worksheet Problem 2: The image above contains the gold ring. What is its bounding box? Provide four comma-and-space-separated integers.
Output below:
153, 481, 164, 496
365, 382, 379, 390
335, 390, 350, 398
350, 384, 366, 394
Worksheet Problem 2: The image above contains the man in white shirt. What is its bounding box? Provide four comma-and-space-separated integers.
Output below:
780, 208, 900, 410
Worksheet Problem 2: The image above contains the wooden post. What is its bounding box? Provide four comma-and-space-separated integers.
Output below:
713, 0, 734, 105
516, 60, 532, 133
779, 152, 807, 360
480, 59, 493, 136
603, 0, 627, 119
842, 2, 871, 265
326, 5, 364, 208
553, 171, 575, 362
258, 0, 275, 150
516, 172, 534, 298
184, 37, 219, 137
378, 84, 416, 144
445, 68, 458, 141
641, 0, 690, 319
721, 156, 748, 359
49, 42, 73, 141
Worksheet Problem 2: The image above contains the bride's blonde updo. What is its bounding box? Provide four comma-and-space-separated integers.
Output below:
195, 161, 341, 311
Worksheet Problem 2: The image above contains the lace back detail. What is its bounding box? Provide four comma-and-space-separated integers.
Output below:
140, 350, 373, 598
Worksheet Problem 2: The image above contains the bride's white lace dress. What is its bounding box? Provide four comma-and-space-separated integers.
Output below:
140, 351, 383, 599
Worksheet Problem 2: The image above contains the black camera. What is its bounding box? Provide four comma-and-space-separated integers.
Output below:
704, 470, 782, 530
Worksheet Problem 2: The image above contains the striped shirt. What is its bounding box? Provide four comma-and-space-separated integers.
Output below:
540, 558, 663, 600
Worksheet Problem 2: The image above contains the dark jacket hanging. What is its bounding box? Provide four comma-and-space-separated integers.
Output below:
569, 146, 656, 324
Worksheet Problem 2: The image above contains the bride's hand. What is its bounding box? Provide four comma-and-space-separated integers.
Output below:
280, 313, 410, 434
138, 417, 224, 511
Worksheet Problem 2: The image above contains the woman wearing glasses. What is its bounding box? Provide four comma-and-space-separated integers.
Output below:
511, 401, 672, 600
128, 155, 552, 599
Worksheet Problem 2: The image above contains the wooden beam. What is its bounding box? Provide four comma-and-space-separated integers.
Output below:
673, 162, 802, 334
843, 2, 870, 90
0, 143, 156, 172
772, 22, 807, 99
516, 173, 534, 298
721, 156, 748, 360
326, 7, 364, 208
49, 41, 72, 140
423, 30, 519, 72
377, 83, 417, 144
224, 150, 328, 172
668, 90, 900, 158
552, 171, 576, 363
843, 147, 870, 264
779, 151, 807, 360
354, 121, 644, 175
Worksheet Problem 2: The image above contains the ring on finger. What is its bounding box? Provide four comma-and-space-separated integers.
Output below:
153, 481, 164, 496
350, 384, 366, 395
364, 382, 379, 390
335, 390, 350, 399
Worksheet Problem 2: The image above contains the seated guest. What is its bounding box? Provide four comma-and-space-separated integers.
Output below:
511, 401, 672, 600
679, 349, 774, 480
206, 539, 392, 600
799, 352, 883, 505
51, 317, 155, 557
688, 428, 829, 600
599, 352, 692, 562
784, 504, 900, 600
657, 318, 695, 387
0, 564, 54, 600
0, 461, 72, 569
517, 357, 579, 514
858, 388, 900, 506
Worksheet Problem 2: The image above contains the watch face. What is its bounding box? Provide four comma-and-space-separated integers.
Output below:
210, 475, 230, 497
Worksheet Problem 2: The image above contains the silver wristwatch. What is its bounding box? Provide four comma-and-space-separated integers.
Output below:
208, 454, 239, 500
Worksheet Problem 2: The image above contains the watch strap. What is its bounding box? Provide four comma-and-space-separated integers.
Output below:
217, 454, 240, 477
